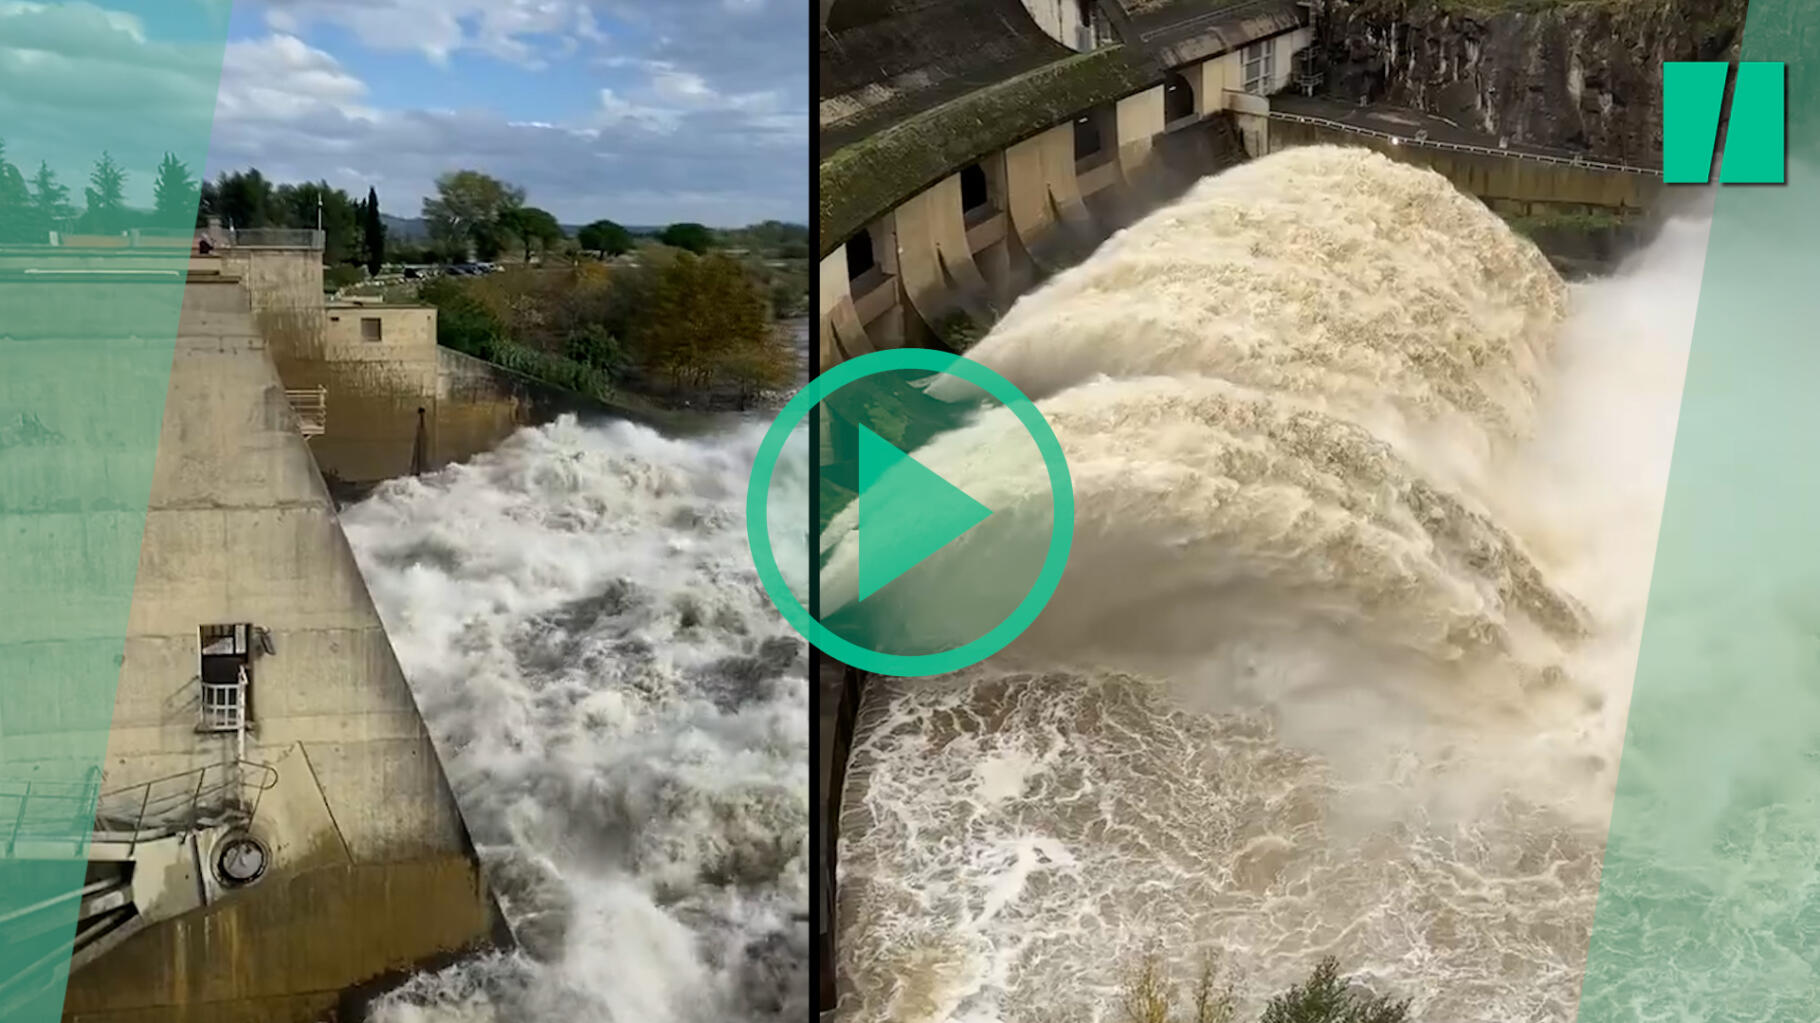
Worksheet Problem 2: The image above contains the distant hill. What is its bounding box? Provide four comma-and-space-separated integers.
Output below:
380, 214, 433, 241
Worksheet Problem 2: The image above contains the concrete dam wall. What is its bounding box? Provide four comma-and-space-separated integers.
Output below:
0, 254, 510, 1021
1265, 115, 1663, 215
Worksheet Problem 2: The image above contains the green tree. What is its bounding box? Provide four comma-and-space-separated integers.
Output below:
83, 151, 128, 234
274, 181, 358, 263
1259, 959, 1409, 1023
212, 168, 276, 229
151, 153, 199, 227
716, 330, 797, 409
632, 251, 769, 391
577, 218, 633, 257
422, 170, 525, 261
362, 186, 385, 275
0, 139, 30, 243
419, 276, 507, 357
658, 221, 714, 254
502, 205, 563, 263
28, 161, 76, 234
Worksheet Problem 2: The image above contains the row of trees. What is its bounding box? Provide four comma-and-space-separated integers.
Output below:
0, 147, 803, 279
199, 169, 386, 273
416, 169, 727, 263
0, 140, 206, 241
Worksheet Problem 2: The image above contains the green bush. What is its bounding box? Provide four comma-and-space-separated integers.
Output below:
420, 277, 506, 358
566, 323, 630, 379
488, 339, 613, 400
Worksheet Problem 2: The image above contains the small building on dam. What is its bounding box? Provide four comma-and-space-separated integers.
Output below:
0, 230, 557, 1021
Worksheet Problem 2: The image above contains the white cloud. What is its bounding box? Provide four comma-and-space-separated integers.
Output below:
0, 2, 221, 205
215, 34, 374, 122
203, 27, 804, 226
0, 0, 805, 225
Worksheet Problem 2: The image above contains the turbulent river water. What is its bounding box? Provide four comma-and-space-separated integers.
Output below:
830, 146, 1711, 1022
339, 410, 811, 1022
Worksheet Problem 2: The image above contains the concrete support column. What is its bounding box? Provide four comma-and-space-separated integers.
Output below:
1115, 85, 1166, 184
1005, 124, 1095, 273
818, 247, 875, 368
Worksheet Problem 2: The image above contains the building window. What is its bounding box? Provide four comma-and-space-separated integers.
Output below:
1074, 114, 1105, 162
846, 229, 876, 282
1165, 72, 1196, 123
360, 317, 383, 342
1243, 41, 1276, 96
960, 164, 991, 217
198, 623, 253, 733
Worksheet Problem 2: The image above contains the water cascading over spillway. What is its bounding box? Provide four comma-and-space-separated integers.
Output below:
333, 417, 811, 1023
831, 146, 1709, 1022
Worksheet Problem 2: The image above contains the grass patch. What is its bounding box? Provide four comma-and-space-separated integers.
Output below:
1501, 206, 1630, 237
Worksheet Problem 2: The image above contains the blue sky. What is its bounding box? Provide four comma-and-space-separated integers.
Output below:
0, 0, 807, 227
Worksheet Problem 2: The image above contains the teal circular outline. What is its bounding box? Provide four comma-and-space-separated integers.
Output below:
746, 348, 1075, 677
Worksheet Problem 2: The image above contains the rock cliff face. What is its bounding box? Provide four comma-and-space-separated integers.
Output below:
1317, 0, 1747, 164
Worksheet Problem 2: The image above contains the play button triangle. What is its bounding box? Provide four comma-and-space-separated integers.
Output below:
855, 424, 992, 603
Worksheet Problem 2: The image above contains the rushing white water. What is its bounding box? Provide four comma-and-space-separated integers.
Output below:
834, 146, 1711, 1021
340, 415, 810, 1022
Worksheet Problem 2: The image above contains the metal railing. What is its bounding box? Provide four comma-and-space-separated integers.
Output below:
1, 760, 278, 857
216, 228, 326, 250
1266, 110, 1662, 176
284, 387, 327, 437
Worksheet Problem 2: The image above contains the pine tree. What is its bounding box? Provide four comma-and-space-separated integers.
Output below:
363, 185, 385, 275
29, 161, 75, 235
151, 153, 199, 228
0, 139, 30, 243
84, 151, 127, 233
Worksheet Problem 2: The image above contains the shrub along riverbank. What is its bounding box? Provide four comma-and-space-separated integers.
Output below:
418, 246, 800, 412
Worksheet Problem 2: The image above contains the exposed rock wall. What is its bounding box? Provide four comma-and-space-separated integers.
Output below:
1318, 0, 1747, 163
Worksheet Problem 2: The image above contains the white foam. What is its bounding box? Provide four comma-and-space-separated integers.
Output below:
346, 415, 811, 1023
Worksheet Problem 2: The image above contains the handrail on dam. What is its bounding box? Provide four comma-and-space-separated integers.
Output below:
1, 760, 279, 858
1265, 111, 1663, 176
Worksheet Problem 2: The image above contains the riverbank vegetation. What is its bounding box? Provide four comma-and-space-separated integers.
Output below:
1120, 954, 1411, 1023
420, 250, 798, 411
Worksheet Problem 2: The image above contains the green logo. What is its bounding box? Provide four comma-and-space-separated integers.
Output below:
745, 349, 1075, 677
1664, 61, 1786, 184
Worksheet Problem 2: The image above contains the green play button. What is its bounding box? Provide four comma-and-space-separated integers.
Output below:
745, 348, 1075, 677
855, 424, 993, 602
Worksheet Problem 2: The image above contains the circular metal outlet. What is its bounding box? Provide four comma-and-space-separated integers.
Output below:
215, 833, 269, 887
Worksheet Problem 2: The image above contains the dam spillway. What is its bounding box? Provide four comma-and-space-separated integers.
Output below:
824, 145, 1705, 1021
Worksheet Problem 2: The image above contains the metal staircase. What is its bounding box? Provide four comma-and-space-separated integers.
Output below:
0, 761, 278, 1015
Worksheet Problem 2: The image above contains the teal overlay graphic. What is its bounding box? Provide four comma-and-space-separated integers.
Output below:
854, 424, 992, 602
1578, 8, 1820, 1020
0, 3, 230, 1019
1721, 62, 1787, 183
1664, 61, 1786, 184
747, 349, 1074, 677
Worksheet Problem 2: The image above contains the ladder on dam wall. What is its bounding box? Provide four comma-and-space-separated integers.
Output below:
0, 761, 279, 1015
285, 387, 328, 438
